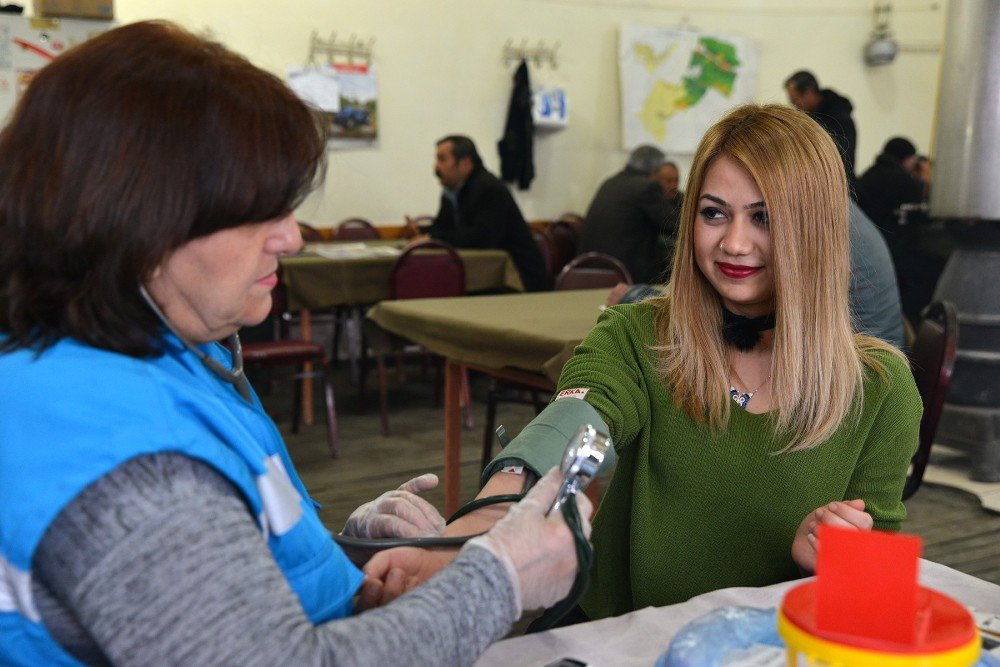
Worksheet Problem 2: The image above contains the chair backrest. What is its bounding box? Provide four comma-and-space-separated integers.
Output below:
389, 239, 466, 300
557, 211, 584, 235
298, 222, 325, 242
554, 252, 633, 291
533, 229, 555, 280
260, 268, 293, 339
333, 217, 380, 241
902, 300, 958, 500
406, 214, 435, 230
548, 220, 580, 276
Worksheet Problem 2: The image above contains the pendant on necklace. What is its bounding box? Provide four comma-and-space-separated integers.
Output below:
730, 386, 754, 409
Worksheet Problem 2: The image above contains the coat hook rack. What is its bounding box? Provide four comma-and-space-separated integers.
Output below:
308, 31, 375, 66
502, 38, 559, 69
675, 14, 700, 32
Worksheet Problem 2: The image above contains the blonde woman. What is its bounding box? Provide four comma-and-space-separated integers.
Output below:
363, 104, 920, 623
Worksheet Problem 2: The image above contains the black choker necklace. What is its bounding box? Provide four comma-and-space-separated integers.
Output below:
722, 308, 776, 351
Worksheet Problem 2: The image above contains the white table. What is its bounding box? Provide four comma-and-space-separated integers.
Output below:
475, 560, 1000, 666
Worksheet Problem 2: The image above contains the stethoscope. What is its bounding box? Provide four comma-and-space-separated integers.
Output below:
139, 284, 253, 403
141, 283, 606, 630
337, 425, 609, 632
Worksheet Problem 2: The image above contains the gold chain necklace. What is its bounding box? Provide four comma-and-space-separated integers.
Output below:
729, 367, 770, 409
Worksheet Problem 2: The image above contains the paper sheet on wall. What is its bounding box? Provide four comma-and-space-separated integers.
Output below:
286, 63, 378, 150
286, 65, 341, 112
532, 85, 568, 130
618, 24, 758, 153
0, 16, 111, 126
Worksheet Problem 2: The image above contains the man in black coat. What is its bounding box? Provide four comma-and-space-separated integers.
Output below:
785, 70, 858, 185
424, 135, 549, 292
856, 136, 940, 322
856, 137, 927, 235
656, 160, 684, 233
579, 145, 673, 284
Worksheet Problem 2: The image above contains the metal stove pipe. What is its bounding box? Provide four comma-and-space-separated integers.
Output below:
929, 0, 1000, 481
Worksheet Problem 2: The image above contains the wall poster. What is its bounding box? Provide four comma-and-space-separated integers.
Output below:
619, 24, 758, 153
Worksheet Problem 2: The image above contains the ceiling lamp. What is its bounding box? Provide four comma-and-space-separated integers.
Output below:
864, 2, 899, 66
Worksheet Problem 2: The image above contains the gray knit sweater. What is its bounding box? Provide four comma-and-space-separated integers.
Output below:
31, 453, 516, 666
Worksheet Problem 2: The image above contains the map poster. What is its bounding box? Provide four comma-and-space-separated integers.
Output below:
618, 24, 758, 153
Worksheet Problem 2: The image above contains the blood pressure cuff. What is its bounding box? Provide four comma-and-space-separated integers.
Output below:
482, 398, 617, 485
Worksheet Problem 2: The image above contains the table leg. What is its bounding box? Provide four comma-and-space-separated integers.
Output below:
444, 358, 462, 516
300, 308, 314, 425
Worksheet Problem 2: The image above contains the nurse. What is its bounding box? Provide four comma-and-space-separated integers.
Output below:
0, 21, 589, 665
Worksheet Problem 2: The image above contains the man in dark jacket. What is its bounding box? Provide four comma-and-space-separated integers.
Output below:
856, 137, 927, 235
856, 136, 939, 322
785, 70, 858, 185
656, 160, 684, 232
579, 145, 673, 284
425, 135, 549, 292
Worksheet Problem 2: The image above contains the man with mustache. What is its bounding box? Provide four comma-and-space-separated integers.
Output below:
419, 134, 549, 292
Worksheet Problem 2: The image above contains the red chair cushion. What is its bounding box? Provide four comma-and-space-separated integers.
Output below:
241, 340, 326, 366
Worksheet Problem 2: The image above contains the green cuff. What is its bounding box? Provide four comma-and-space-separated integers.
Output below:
482, 398, 617, 485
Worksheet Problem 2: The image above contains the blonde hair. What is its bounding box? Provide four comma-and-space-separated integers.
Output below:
654, 104, 902, 452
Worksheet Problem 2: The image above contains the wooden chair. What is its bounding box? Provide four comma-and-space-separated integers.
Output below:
478, 231, 554, 461
902, 300, 958, 500
242, 276, 339, 457
298, 222, 325, 242
557, 211, 585, 235
548, 220, 580, 276
480, 378, 548, 476
333, 217, 380, 241
533, 229, 555, 282
375, 240, 472, 435
481, 246, 627, 473
406, 214, 435, 232
554, 252, 633, 291
329, 218, 380, 376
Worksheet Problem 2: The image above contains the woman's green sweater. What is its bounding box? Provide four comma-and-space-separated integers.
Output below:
548, 302, 921, 620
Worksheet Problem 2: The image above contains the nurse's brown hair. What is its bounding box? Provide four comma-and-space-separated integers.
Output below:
0, 21, 326, 356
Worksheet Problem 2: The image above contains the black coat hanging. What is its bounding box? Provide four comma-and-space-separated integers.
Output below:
497, 60, 534, 190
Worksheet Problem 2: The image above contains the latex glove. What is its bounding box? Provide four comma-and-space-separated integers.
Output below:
791, 499, 873, 573
343, 474, 446, 538
464, 467, 593, 615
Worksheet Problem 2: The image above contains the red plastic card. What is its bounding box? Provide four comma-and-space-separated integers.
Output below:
814, 524, 922, 644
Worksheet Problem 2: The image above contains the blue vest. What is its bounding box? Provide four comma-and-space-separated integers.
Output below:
0, 334, 363, 665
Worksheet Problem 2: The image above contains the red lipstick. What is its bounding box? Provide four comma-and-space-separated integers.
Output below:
717, 262, 762, 279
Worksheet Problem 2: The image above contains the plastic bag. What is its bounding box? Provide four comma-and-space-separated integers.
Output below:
657, 606, 782, 667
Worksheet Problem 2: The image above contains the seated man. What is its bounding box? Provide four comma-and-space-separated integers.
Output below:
655, 160, 684, 216
856, 137, 928, 237
579, 145, 674, 283
656, 160, 684, 264
420, 134, 549, 292
857, 137, 943, 323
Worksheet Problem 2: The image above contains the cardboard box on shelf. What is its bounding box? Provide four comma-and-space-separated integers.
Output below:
33, 0, 113, 20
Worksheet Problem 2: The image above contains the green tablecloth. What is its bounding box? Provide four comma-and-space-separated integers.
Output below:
279, 242, 524, 310
365, 289, 608, 383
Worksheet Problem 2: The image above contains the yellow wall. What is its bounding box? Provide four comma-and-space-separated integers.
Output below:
98, 0, 945, 227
